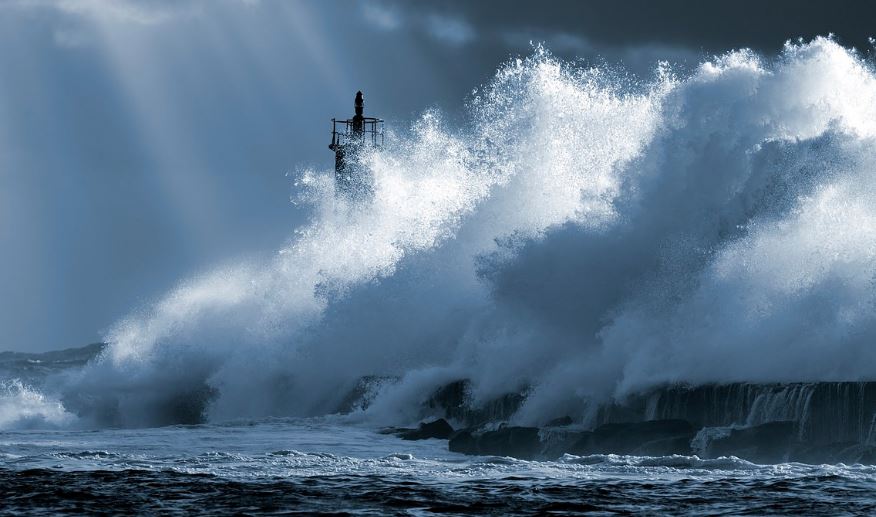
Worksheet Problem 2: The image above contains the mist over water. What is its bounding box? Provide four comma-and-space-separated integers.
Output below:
15, 37, 876, 429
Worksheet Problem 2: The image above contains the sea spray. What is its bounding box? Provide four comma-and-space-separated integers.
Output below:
29, 37, 876, 429
0, 379, 74, 429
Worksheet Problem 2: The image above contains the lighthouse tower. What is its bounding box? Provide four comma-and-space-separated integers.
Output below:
329, 91, 384, 196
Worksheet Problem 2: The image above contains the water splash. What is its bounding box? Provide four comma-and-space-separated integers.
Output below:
36, 37, 876, 428
0, 379, 75, 429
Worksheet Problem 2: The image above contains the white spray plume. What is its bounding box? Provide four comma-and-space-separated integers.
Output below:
35, 38, 876, 429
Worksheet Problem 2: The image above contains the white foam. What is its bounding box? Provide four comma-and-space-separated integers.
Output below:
48, 37, 876, 428
0, 379, 75, 429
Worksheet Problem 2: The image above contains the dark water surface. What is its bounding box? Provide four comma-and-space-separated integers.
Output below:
2, 421, 875, 515
3, 468, 875, 515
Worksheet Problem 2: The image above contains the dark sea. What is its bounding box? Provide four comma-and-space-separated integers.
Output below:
2, 420, 875, 515
5, 35, 876, 516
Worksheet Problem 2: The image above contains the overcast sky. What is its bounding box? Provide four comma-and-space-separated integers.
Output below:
1, 0, 874, 352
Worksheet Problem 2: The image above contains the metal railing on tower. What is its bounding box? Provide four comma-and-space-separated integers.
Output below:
329, 91, 384, 196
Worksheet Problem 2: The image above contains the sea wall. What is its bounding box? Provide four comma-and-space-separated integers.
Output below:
391, 380, 876, 464
603, 382, 876, 445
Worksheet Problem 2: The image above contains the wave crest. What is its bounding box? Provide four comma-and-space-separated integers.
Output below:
41, 37, 876, 429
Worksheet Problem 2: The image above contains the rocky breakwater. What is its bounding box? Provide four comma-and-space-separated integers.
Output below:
355, 379, 876, 464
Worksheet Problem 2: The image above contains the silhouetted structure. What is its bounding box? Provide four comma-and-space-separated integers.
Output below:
329, 91, 384, 195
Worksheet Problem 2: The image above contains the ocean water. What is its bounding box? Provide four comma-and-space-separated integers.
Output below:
0, 37, 866, 431
3, 420, 876, 515
6, 36, 876, 513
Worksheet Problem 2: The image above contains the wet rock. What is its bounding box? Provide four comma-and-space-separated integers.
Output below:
545, 416, 574, 427
425, 380, 528, 427
377, 426, 410, 435
336, 376, 399, 414
859, 446, 876, 464
706, 421, 797, 463
539, 429, 591, 459
791, 441, 868, 464
400, 419, 454, 440
448, 429, 477, 454
570, 419, 696, 456
632, 382, 876, 445
424, 379, 876, 464
477, 426, 541, 459
450, 420, 697, 460
449, 426, 541, 459
427, 380, 468, 420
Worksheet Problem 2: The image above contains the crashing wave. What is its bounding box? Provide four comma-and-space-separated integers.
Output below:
0, 379, 75, 429
19, 36, 876, 430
